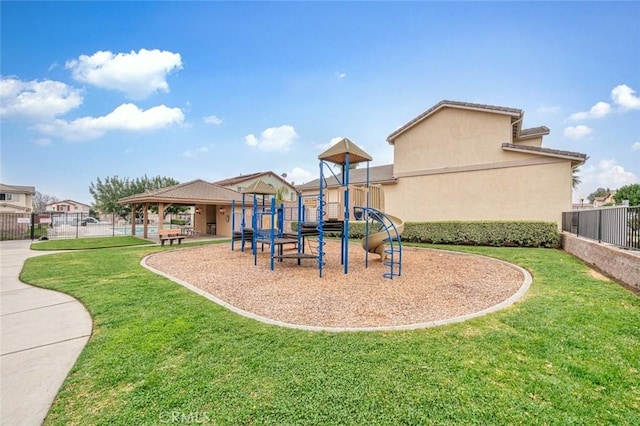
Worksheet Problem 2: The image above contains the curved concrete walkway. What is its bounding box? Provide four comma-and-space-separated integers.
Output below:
0, 240, 92, 426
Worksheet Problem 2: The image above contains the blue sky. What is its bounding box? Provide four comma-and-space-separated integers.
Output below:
1, 1, 639, 205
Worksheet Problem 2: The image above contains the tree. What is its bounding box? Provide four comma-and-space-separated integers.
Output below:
587, 187, 611, 203
276, 186, 290, 203
572, 167, 582, 190
32, 191, 59, 213
613, 183, 640, 206
89, 175, 182, 219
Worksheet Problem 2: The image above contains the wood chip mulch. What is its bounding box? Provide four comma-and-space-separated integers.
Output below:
145, 240, 526, 328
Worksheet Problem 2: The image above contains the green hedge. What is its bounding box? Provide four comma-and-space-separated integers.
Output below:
401, 221, 559, 248
170, 219, 187, 226
292, 221, 559, 248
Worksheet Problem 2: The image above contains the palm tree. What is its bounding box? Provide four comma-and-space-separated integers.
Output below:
572, 167, 582, 190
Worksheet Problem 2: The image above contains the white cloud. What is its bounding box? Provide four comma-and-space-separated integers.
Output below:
0, 77, 83, 120
335, 71, 346, 80
66, 48, 182, 99
315, 136, 344, 151
563, 125, 593, 140
578, 159, 638, 196
182, 144, 215, 158
287, 167, 315, 185
244, 125, 298, 152
36, 103, 184, 141
611, 84, 640, 110
203, 115, 222, 125
568, 101, 610, 120
632, 142, 640, 151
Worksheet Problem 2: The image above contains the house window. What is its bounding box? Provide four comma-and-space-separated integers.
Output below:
0, 193, 13, 201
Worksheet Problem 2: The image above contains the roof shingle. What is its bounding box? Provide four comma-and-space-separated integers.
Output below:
0, 184, 36, 194
501, 143, 587, 164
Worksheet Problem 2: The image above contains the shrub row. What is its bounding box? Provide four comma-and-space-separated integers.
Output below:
292, 221, 559, 248
401, 221, 559, 248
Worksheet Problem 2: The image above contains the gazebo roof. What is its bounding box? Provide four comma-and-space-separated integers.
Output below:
118, 179, 243, 205
318, 138, 372, 165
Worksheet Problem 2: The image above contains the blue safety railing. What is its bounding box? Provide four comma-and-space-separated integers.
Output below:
354, 207, 403, 279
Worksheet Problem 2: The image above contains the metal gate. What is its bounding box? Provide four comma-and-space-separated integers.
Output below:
0, 213, 41, 241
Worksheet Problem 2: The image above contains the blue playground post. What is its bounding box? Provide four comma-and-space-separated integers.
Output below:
231, 199, 236, 251
343, 153, 350, 274
317, 162, 326, 278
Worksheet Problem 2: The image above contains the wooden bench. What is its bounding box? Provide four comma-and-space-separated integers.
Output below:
158, 229, 185, 247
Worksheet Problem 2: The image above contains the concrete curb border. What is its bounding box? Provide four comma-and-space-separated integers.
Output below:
141, 247, 532, 332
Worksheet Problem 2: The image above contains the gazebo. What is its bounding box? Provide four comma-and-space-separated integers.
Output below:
118, 179, 243, 239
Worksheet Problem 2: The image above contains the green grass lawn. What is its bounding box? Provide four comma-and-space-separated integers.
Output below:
30, 236, 152, 250
19, 241, 640, 425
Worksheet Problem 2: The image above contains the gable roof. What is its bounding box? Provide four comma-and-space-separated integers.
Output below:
213, 171, 295, 189
296, 164, 396, 191
241, 179, 277, 195
118, 179, 243, 205
518, 126, 550, 139
501, 143, 588, 166
48, 199, 91, 208
386, 100, 549, 144
318, 138, 373, 165
0, 184, 36, 194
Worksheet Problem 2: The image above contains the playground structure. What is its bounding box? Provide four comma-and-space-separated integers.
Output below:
231, 138, 403, 279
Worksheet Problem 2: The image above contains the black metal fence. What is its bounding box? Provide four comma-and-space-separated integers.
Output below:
562, 206, 639, 250
0, 212, 123, 241
0, 212, 194, 241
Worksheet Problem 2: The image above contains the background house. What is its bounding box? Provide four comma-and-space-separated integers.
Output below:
46, 200, 91, 214
592, 192, 616, 207
296, 164, 396, 215
0, 184, 35, 213
214, 171, 298, 202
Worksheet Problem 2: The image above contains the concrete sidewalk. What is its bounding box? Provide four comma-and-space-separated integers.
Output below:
0, 240, 92, 426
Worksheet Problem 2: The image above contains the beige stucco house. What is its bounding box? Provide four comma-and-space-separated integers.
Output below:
46, 199, 91, 214
299, 100, 587, 226
214, 171, 297, 202
0, 184, 35, 213
386, 100, 587, 225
